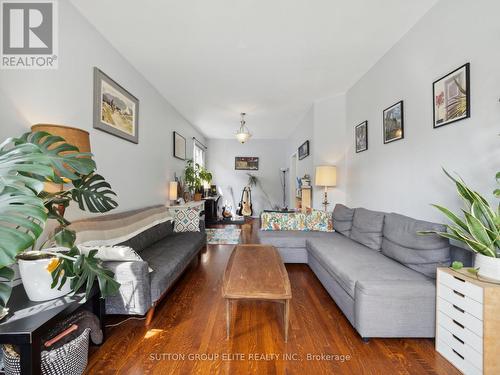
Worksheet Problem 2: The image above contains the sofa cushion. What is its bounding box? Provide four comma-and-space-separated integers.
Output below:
260, 211, 307, 231
332, 204, 355, 236
307, 234, 429, 298
118, 221, 173, 253
349, 208, 385, 250
306, 209, 334, 232
173, 207, 201, 232
141, 231, 206, 302
257, 230, 334, 248
381, 213, 450, 278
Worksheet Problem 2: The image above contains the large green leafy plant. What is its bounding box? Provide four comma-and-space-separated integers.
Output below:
421, 169, 499, 258
184, 159, 212, 194
0, 131, 120, 310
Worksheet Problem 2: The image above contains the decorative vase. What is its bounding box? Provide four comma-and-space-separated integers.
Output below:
18, 250, 71, 302
474, 253, 500, 282
194, 193, 202, 201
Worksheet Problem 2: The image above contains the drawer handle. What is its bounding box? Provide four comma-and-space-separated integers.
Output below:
453, 290, 465, 298
452, 319, 465, 329
452, 304, 465, 314
453, 276, 466, 283
452, 349, 464, 360
452, 334, 465, 345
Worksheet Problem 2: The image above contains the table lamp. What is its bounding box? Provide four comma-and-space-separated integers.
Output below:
169, 181, 178, 205
31, 124, 91, 215
315, 165, 337, 211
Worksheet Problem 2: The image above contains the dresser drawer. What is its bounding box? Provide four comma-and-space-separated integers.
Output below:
439, 269, 483, 303
437, 310, 483, 355
438, 283, 483, 320
437, 320, 482, 370
436, 338, 482, 375
437, 297, 483, 337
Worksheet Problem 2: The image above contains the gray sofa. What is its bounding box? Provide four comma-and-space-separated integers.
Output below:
257, 204, 472, 339
70, 206, 206, 322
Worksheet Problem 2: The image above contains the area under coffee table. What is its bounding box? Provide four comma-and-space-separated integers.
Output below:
222, 244, 292, 342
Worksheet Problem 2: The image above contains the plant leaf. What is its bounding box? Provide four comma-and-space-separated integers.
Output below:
70, 174, 118, 213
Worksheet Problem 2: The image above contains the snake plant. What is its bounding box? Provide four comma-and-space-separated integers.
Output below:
0, 131, 120, 311
420, 169, 500, 258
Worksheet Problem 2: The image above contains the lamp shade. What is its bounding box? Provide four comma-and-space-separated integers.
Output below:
169, 181, 178, 201
31, 124, 91, 153
315, 166, 337, 187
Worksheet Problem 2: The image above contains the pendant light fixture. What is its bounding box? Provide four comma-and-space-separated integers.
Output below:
235, 112, 252, 144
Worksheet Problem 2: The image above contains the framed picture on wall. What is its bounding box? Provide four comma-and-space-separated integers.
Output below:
355, 121, 368, 153
383, 100, 404, 144
298, 140, 310, 160
433, 63, 470, 128
173, 131, 186, 160
93, 67, 139, 144
235, 157, 259, 170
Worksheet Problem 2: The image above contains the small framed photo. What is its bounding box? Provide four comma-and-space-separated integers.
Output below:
355, 121, 368, 153
383, 100, 404, 144
93, 67, 139, 143
298, 140, 310, 160
433, 63, 470, 128
173, 132, 186, 160
235, 157, 259, 170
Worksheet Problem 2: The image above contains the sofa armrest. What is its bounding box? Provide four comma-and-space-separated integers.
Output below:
354, 279, 436, 338
103, 260, 152, 316
199, 215, 206, 232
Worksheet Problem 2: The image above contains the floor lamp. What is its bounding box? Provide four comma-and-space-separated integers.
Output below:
315, 166, 337, 211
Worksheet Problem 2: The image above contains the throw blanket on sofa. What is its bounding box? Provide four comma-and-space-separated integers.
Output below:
69, 205, 174, 246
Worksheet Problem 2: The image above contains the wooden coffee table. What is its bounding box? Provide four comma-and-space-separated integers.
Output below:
222, 244, 292, 342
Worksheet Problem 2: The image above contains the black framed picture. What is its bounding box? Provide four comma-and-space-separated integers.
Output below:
383, 100, 404, 144
298, 140, 310, 160
355, 121, 368, 153
93, 67, 139, 144
235, 157, 259, 170
433, 63, 470, 128
173, 131, 186, 160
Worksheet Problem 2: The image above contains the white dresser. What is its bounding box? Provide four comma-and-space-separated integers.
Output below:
436, 268, 500, 375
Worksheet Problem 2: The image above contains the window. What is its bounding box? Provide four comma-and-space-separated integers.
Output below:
193, 140, 205, 167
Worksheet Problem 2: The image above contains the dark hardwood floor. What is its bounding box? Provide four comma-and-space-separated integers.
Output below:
86, 219, 459, 374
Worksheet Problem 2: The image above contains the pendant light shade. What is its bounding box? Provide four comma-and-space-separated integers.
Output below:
235, 113, 252, 144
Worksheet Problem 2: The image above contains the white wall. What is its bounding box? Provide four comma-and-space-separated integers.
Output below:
287, 94, 347, 210
345, 0, 500, 222
0, 2, 205, 220
206, 139, 287, 216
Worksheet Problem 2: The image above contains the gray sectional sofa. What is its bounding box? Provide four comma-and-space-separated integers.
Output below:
257, 204, 472, 339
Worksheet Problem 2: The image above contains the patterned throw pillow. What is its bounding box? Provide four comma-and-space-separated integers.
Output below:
260, 211, 308, 231
173, 207, 201, 232
306, 209, 334, 232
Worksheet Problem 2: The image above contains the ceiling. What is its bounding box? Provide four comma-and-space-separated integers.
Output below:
71, 0, 438, 139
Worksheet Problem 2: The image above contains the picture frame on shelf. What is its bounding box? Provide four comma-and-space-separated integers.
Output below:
383, 100, 404, 144
355, 121, 368, 153
433, 63, 470, 128
93, 67, 139, 144
173, 131, 186, 160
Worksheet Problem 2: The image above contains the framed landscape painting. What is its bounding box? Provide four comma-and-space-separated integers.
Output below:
383, 101, 404, 144
433, 63, 470, 128
355, 121, 368, 153
93, 67, 139, 143
173, 131, 186, 160
298, 140, 310, 160
235, 157, 259, 170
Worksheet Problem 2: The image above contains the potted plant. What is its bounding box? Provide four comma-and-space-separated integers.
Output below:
184, 160, 212, 201
0, 131, 120, 311
421, 169, 500, 281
